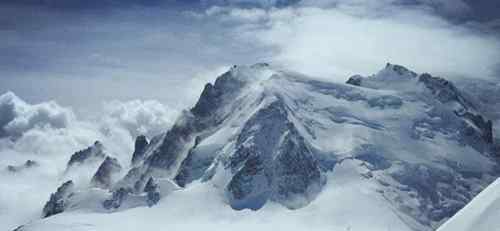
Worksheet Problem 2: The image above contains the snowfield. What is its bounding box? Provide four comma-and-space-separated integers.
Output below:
17, 159, 413, 231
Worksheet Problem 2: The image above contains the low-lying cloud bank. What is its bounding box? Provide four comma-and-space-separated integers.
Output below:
0, 92, 75, 138
0, 91, 176, 230
0, 91, 175, 143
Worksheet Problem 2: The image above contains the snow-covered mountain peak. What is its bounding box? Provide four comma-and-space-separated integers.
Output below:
17, 63, 500, 231
223, 63, 275, 84
347, 63, 420, 90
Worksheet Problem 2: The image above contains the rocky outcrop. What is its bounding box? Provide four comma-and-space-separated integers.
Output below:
90, 157, 122, 189
346, 75, 363, 86
144, 177, 160, 207
66, 141, 106, 170
144, 65, 259, 172
419, 73, 494, 145
6, 160, 39, 173
174, 136, 214, 188
131, 135, 148, 165
226, 100, 323, 210
191, 68, 247, 118
42, 180, 75, 218
102, 187, 132, 210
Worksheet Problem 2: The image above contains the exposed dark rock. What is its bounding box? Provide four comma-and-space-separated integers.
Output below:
389, 162, 480, 225
42, 180, 75, 218
462, 112, 494, 144
131, 135, 149, 165
226, 100, 323, 210
103, 187, 132, 210
346, 75, 363, 86
353, 145, 392, 171
145, 68, 249, 171
146, 120, 196, 170
144, 177, 161, 207
90, 156, 122, 189
133, 172, 149, 193
385, 63, 418, 77
191, 69, 246, 118
271, 126, 323, 209
419, 73, 463, 104
419, 73, 494, 145
367, 95, 403, 109
174, 135, 215, 188
6, 160, 39, 173
66, 141, 106, 169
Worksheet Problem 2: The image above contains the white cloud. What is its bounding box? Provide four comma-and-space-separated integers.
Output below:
101, 99, 177, 139
198, 2, 500, 81
205, 6, 270, 23
0, 93, 176, 229
0, 91, 75, 138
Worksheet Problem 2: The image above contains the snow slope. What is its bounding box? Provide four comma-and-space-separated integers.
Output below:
16, 160, 413, 231
438, 177, 500, 231
9, 63, 500, 231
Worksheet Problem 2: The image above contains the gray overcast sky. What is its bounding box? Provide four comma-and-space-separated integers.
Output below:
1, 0, 499, 115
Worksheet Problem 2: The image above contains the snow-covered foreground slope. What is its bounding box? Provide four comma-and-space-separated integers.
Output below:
438, 177, 500, 231
6, 63, 500, 231
16, 160, 413, 231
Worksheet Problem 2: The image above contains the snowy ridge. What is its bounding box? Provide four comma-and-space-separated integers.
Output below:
15, 63, 500, 231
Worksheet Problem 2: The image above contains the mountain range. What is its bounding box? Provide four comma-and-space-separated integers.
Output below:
12, 63, 500, 231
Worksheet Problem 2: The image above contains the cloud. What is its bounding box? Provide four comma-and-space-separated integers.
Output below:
0, 92, 75, 138
0, 93, 176, 229
201, 2, 500, 80
101, 99, 177, 138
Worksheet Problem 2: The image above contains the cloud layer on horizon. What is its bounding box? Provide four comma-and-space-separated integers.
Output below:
194, 1, 500, 80
0, 0, 499, 120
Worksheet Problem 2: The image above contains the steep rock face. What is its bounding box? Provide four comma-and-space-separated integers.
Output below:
418, 73, 493, 145
42, 181, 75, 218
174, 136, 211, 187
66, 141, 106, 170
144, 177, 160, 207
131, 135, 148, 166
90, 157, 122, 189
226, 100, 323, 210
118, 64, 275, 192
145, 65, 255, 172
102, 187, 131, 210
